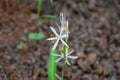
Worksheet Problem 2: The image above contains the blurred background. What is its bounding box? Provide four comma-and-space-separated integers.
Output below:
0, 0, 120, 80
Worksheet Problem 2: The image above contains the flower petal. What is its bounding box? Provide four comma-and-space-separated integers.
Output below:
67, 50, 74, 55
67, 56, 78, 59
61, 34, 68, 38
56, 23, 61, 30
60, 39, 68, 47
56, 74, 61, 80
51, 53, 61, 57
52, 39, 59, 50
66, 59, 70, 66
50, 26, 59, 36
56, 57, 62, 62
47, 37, 58, 40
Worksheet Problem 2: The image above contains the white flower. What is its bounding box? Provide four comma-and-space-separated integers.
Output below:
47, 26, 68, 50
52, 50, 78, 66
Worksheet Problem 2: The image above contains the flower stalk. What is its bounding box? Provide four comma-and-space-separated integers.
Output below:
47, 13, 78, 80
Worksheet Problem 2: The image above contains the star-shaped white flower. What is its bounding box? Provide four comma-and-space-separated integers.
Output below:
47, 26, 68, 50
52, 50, 78, 66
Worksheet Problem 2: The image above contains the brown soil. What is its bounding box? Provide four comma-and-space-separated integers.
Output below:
0, 0, 120, 80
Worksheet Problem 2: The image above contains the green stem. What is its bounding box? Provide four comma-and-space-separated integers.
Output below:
61, 60, 66, 80
61, 30, 68, 80
61, 45, 67, 80
37, 0, 42, 18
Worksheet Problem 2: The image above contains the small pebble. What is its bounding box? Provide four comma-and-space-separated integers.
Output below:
78, 60, 91, 72
87, 53, 97, 64
82, 74, 93, 80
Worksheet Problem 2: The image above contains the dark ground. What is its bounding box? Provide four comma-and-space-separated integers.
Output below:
0, 0, 120, 80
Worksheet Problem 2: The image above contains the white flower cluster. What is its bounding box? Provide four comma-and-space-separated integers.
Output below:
47, 13, 78, 66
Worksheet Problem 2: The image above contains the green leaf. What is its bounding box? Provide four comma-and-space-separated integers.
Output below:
28, 32, 35, 40
37, 0, 43, 17
50, 0, 54, 5
36, 32, 45, 40
41, 14, 55, 19
28, 32, 44, 40
48, 50, 57, 80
